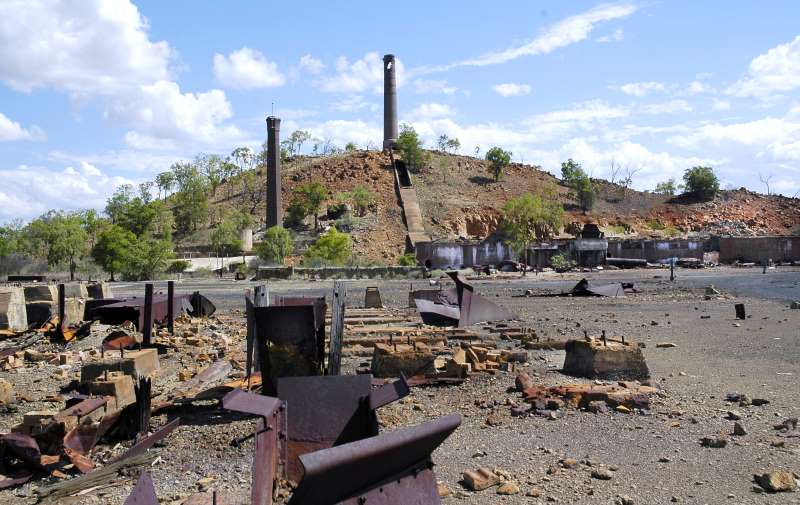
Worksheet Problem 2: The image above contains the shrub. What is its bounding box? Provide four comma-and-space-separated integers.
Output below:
166, 259, 190, 273
255, 226, 293, 264
303, 228, 352, 266
350, 185, 375, 216
283, 202, 308, 228
396, 124, 429, 172
397, 252, 417, 266
550, 253, 574, 272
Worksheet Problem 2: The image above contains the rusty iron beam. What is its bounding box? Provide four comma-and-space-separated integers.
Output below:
53, 397, 107, 423
289, 414, 461, 505
143, 283, 153, 346
113, 418, 180, 463
369, 374, 410, 411
167, 280, 175, 334
223, 389, 286, 505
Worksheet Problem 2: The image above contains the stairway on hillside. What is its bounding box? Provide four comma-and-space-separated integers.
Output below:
391, 157, 431, 248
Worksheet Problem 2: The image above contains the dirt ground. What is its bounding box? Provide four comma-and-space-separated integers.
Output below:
1, 267, 799, 504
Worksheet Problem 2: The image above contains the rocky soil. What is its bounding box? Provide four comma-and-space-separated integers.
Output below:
1, 269, 798, 504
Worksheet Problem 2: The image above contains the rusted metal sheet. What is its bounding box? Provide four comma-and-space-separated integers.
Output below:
113, 418, 180, 463
254, 297, 327, 394
277, 375, 376, 482
413, 272, 514, 327
289, 414, 461, 505
273, 374, 410, 483
124, 471, 159, 505
223, 390, 286, 505
92, 295, 192, 330
0, 433, 39, 489
566, 278, 625, 298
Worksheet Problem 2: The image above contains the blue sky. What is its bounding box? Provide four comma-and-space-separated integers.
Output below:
1, 1, 800, 222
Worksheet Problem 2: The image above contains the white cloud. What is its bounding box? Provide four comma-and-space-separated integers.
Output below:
300, 120, 382, 149
0, 112, 45, 142
686, 80, 714, 95
298, 54, 325, 74
711, 98, 731, 111
332, 96, 371, 113
529, 100, 629, 125
0, 0, 173, 95
0, 163, 135, 221
668, 117, 800, 162
419, 3, 638, 72
597, 28, 624, 43
106, 80, 246, 150
409, 103, 455, 119
413, 79, 457, 95
213, 47, 285, 89
617, 81, 667, 97
320, 52, 405, 94
639, 99, 692, 114
492, 83, 532, 97
727, 35, 800, 98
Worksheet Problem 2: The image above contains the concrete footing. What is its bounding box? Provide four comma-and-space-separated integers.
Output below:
563, 339, 650, 380
80, 349, 159, 383
0, 287, 28, 331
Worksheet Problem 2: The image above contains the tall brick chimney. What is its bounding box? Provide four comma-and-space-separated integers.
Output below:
266, 116, 282, 228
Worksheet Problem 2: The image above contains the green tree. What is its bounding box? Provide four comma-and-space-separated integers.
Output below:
155, 171, 175, 200
239, 170, 263, 213
303, 228, 351, 266
92, 224, 135, 281
682, 166, 719, 201
196, 153, 223, 195
445, 137, 461, 153
120, 237, 174, 281
350, 185, 374, 216
396, 124, 429, 172
290, 130, 312, 155
230, 147, 253, 175
29, 211, 90, 280
485, 146, 512, 182
293, 181, 328, 231
502, 194, 564, 274
560, 159, 596, 212
256, 226, 293, 264
654, 178, 678, 196
436, 134, 450, 152
210, 218, 242, 257
171, 165, 209, 233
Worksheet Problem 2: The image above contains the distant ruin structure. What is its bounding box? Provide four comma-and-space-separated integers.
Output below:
266, 116, 282, 228
383, 54, 398, 149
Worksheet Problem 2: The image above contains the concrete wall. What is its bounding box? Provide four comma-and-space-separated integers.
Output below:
719, 236, 800, 263
607, 239, 705, 263
415, 240, 516, 269
256, 265, 426, 280
0, 287, 27, 331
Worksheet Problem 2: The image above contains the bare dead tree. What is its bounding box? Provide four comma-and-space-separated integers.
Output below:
758, 173, 773, 195
607, 157, 622, 202
621, 164, 643, 200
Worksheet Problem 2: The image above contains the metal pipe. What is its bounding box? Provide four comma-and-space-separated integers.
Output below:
383, 54, 398, 150
266, 116, 282, 228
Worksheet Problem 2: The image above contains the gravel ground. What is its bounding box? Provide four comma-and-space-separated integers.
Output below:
1, 267, 798, 504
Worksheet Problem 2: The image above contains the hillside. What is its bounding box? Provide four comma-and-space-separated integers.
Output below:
198, 150, 800, 262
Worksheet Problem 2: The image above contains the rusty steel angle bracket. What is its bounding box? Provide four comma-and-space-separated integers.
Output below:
112, 417, 180, 463
124, 471, 159, 505
223, 389, 286, 505
369, 374, 410, 411
289, 413, 461, 505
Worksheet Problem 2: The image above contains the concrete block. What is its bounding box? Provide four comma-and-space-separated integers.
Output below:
80, 348, 159, 383
23, 284, 58, 302
0, 286, 27, 331
87, 372, 135, 411
63, 297, 84, 325
371, 343, 435, 378
87, 282, 113, 299
63, 283, 89, 299
563, 339, 650, 381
